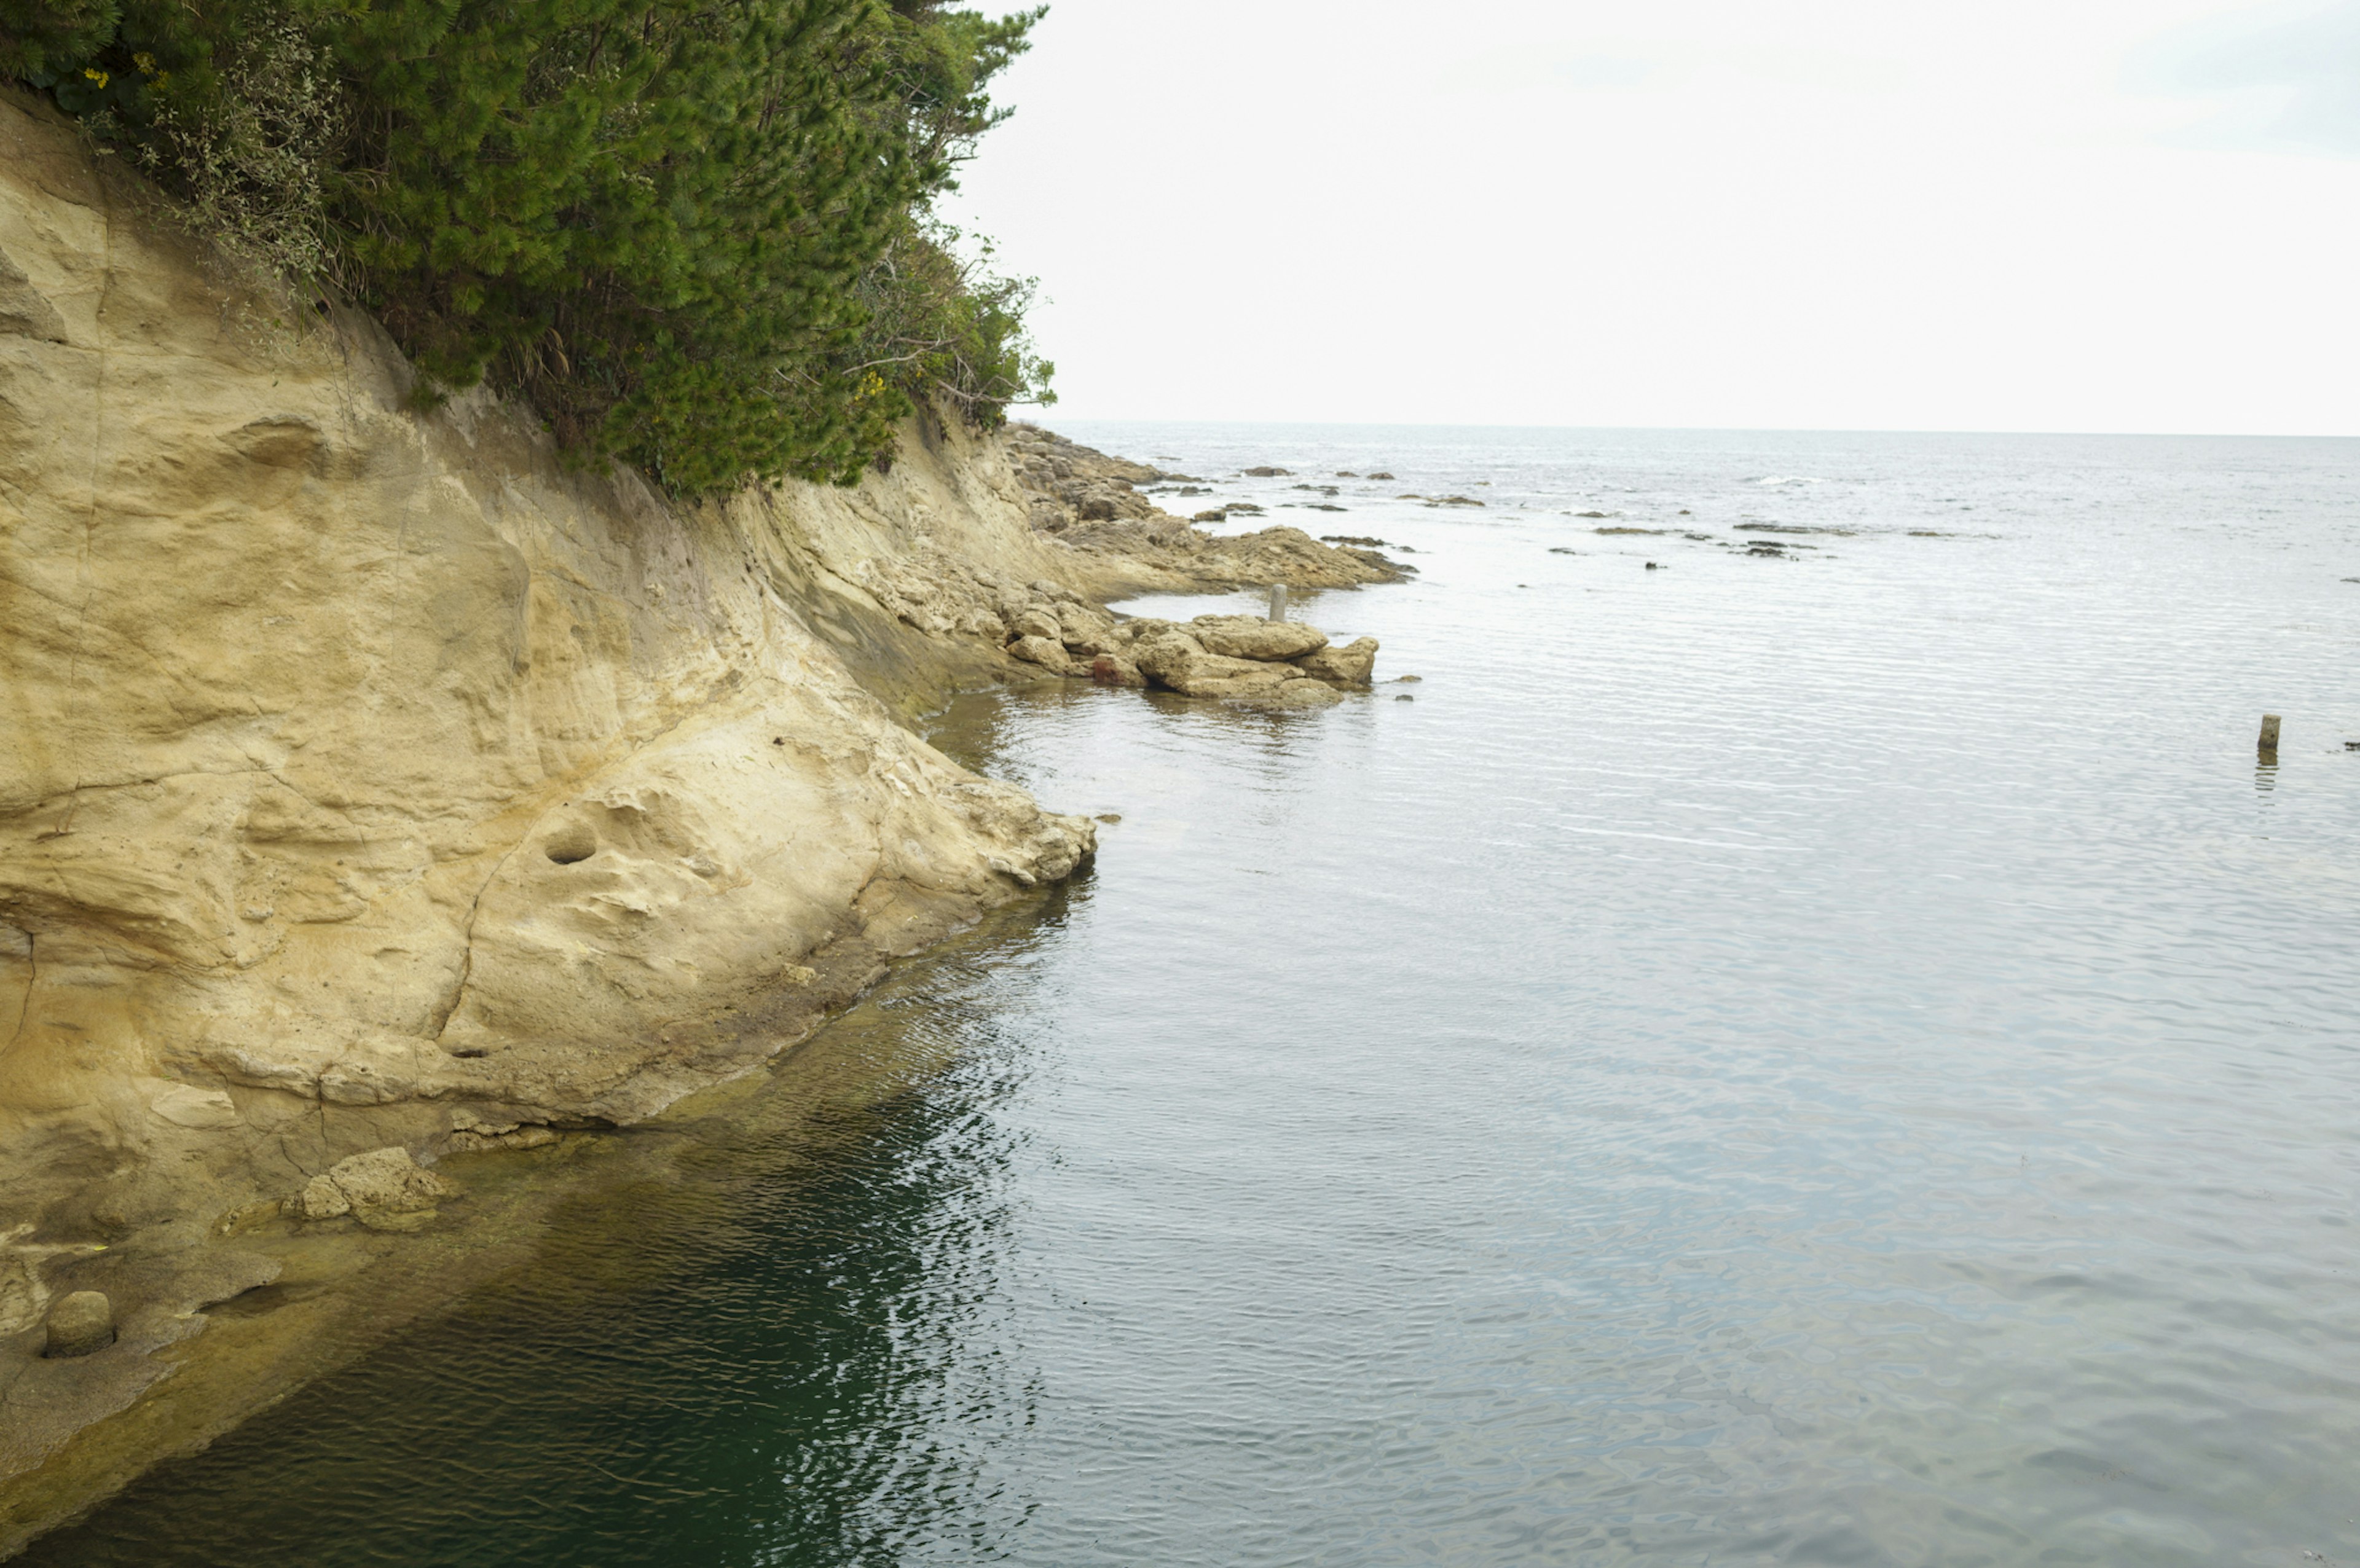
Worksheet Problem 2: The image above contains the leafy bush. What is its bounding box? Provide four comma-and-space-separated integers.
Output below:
852, 216, 1055, 430
130, 21, 343, 284
1, 0, 1052, 495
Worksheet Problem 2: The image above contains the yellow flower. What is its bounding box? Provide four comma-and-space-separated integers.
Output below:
83, 68, 109, 88
133, 52, 157, 74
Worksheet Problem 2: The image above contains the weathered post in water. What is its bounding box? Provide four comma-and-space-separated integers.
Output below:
2259, 714, 2281, 758
1268, 582, 1288, 622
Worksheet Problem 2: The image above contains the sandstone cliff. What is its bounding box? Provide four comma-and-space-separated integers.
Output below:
0, 87, 1405, 1546
0, 84, 1118, 1507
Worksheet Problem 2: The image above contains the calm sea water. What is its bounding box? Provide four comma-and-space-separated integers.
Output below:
28, 426, 2360, 1566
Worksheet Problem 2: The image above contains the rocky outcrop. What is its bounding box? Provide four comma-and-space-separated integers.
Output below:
1002, 423, 1411, 592
1123, 616, 1379, 707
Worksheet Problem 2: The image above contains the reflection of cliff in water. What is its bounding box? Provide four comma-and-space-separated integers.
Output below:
23, 903, 1076, 1567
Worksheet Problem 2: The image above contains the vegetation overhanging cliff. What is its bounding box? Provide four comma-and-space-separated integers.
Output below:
0, 0, 1056, 493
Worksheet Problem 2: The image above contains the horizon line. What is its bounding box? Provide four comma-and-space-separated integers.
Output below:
1023, 414, 2360, 442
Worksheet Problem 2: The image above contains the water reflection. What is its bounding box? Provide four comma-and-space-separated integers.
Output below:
23, 910, 1072, 1568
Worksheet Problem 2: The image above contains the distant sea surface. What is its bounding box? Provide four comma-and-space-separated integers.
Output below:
32, 426, 2360, 1566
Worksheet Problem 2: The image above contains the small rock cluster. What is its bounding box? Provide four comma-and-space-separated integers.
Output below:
1007, 610, 1379, 708
1001, 423, 1411, 590
1005, 422, 1169, 532
289, 1147, 453, 1231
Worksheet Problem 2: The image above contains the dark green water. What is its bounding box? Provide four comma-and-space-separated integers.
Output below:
26, 428, 2360, 1565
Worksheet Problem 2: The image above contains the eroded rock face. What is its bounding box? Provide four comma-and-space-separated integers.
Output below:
0, 92, 1094, 1279
0, 91, 1410, 1537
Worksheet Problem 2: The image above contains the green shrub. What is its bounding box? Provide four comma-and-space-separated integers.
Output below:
851, 216, 1055, 430
4, 0, 1051, 495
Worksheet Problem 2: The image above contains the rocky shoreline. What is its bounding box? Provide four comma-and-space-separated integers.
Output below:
0, 88, 1402, 1554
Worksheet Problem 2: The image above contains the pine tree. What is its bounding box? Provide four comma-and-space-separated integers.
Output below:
4, 0, 1048, 495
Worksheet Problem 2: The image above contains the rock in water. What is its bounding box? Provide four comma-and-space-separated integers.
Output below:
1133, 637, 1296, 697
1296, 637, 1379, 686
1091, 654, 1148, 688
44, 1292, 113, 1358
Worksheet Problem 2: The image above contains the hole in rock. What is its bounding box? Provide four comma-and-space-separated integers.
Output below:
543, 827, 597, 864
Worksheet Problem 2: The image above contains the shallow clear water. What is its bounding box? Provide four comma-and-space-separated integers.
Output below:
29, 426, 2360, 1566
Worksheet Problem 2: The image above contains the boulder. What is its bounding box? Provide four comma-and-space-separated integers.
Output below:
296, 1146, 453, 1227
1133, 630, 1316, 696
1295, 636, 1379, 686
1190, 615, 1329, 661
1005, 606, 1062, 643
44, 1292, 114, 1358
1090, 654, 1147, 688
1007, 635, 1073, 674
1128, 630, 1204, 683
1056, 603, 1120, 654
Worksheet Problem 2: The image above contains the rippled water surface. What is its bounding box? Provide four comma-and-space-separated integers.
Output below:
30, 426, 2360, 1566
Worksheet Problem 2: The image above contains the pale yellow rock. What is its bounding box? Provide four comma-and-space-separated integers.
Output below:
42, 1291, 112, 1358
1257, 679, 1350, 708
1190, 616, 1330, 661
1006, 606, 1063, 643
294, 1147, 451, 1228
1133, 636, 1296, 697
1007, 634, 1074, 673
146, 1084, 241, 1131
1296, 637, 1380, 686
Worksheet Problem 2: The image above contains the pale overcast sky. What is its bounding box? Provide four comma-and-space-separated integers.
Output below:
942, 0, 2360, 434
